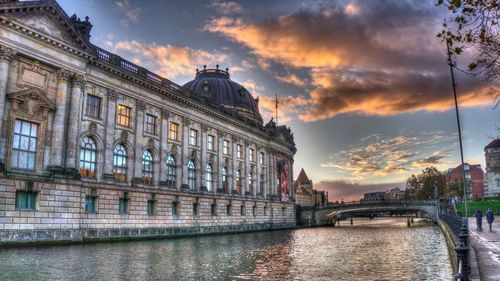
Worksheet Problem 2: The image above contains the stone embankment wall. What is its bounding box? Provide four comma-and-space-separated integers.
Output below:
0, 179, 296, 245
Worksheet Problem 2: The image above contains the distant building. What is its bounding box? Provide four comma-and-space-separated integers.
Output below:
293, 168, 328, 207
485, 139, 500, 197
385, 187, 404, 200
363, 192, 386, 202
446, 163, 485, 198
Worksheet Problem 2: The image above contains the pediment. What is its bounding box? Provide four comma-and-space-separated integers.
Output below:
0, 1, 94, 53
8, 87, 55, 111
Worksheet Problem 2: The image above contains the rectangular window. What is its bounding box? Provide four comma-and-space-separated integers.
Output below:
249, 148, 255, 162
147, 200, 156, 216
264, 206, 268, 216
119, 198, 128, 214
253, 206, 257, 217
211, 204, 217, 216
172, 201, 179, 216
117, 105, 131, 127
12, 119, 38, 170
227, 204, 232, 216
260, 152, 265, 165
85, 196, 96, 213
85, 95, 101, 119
282, 207, 286, 216
169, 122, 179, 141
144, 114, 157, 135
237, 145, 242, 159
223, 140, 230, 155
207, 135, 215, 151
15, 191, 36, 210
189, 129, 198, 146
241, 205, 245, 216
193, 203, 199, 216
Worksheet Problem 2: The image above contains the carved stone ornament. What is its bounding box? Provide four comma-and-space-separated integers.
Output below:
0, 45, 16, 62
209, 154, 215, 161
17, 59, 51, 91
56, 69, 71, 82
8, 88, 55, 121
160, 109, 170, 119
148, 138, 155, 148
136, 100, 146, 111
231, 135, 238, 143
89, 122, 97, 135
183, 117, 191, 127
191, 149, 198, 159
201, 124, 208, 133
171, 143, 177, 153
71, 73, 86, 88
107, 89, 118, 101
120, 130, 128, 142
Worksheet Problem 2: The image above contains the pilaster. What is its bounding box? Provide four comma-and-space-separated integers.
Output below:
49, 69, 70, 169
103, 90, 118, 178
65, 73, 85, 176
0, 45, 16, 167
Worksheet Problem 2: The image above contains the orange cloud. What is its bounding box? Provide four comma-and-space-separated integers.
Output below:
113, 40, 227, 80
258, 95, 309, 123
205, 5, 497, 122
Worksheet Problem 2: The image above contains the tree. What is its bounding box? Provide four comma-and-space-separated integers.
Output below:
405, 167, 446, 200
437, 0, 499, 82
446, 180, 465, 199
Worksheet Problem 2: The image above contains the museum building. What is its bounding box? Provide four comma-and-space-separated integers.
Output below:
0, 0, 297, 244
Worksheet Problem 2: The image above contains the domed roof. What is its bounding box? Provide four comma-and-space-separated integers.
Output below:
183, 66, 262, 123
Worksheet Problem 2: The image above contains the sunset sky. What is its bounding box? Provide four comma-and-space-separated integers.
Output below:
58, 0, 499, 201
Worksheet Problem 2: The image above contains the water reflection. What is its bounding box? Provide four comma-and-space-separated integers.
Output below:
0, 218, 452, 281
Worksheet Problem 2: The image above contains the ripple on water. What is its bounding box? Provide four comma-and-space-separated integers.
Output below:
0, 218, 452, 281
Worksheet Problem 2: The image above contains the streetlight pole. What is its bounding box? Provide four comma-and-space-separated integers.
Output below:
446, 40, 469, 218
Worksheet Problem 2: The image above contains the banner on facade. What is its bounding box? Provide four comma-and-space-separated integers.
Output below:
278, 159, 289, 202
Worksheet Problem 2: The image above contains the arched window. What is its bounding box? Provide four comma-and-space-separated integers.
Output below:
188, 159, 196, 190
166, 155, 176, 188
236, 169, 241, 194
79, 136, 96, 178
113, 144, 127, 182
205, 163, 213, 192
222, 166, 228, 192
142, 149, 153, 185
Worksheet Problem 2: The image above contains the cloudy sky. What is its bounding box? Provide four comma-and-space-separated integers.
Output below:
59, 0, 499, 201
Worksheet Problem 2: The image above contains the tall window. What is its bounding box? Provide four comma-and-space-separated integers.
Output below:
142, 150, 153, 185
249, 148, 255, 162
206, 164, 213, 192
85, 95, 101, 119
222, 166, 228, 191
12, 119, 38, 170
117, 105, 131, 127
113, 144, 127, 182
189, 129, 198, 146
223, 140, 230, 155
237, 145, 242, 159
207, 135, 215, 151
79, 136, 96, 178
260, 173, 265, 195
169, 122, 179, 141
260, 152, 265, 165
144, 114, 157, 135
248, 171, 254, 194
166, 155, 176, 188
236, 169, 241, 193
188, 159, 196, 190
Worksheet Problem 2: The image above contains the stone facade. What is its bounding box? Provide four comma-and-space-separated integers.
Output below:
484, 139, 500, 197
0, 1, 296, 245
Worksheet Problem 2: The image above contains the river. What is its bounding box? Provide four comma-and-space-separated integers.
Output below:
0, 218, 452, 280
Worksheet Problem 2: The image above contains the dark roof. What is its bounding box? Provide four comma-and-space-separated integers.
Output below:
485, 139, 500, 150
183, 68, 262, 122
295, 168, 311, 185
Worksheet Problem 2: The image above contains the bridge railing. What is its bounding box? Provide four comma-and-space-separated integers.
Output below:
439, 212, 470, 281
323, 200, 437, 209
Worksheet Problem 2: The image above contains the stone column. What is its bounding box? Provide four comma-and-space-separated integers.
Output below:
133, 100, 145, 183
256, 147, 261, 197
49, 69, 70, 170
200, 125, 208, 192
180, 117, 190, 189
289, 158, 294, 200
159, 109, 169, 186
217, 132, 224, 194
65, 74, 85, 176
243, 142, 249, 196
103, 90, 118, 178
0, 46, 15, 166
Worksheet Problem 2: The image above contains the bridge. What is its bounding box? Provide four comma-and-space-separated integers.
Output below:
297, 200, 439, 226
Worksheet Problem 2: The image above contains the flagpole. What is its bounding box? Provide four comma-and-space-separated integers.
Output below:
275, 92, 279, 125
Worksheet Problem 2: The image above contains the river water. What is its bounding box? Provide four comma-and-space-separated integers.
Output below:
0, 218, 452, 281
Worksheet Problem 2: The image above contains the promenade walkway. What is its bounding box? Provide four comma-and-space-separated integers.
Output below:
468, 217, 500, 281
